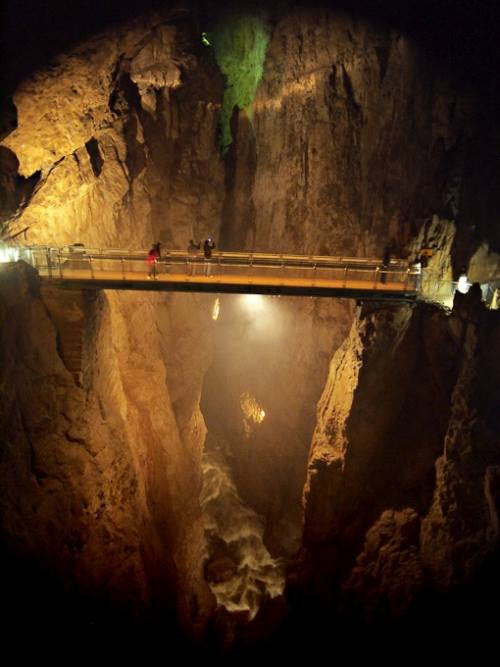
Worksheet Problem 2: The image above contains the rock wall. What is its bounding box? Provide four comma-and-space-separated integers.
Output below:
0, 10, 225, 636
237, 7, 482, 258
301, 289, 500, 625
0, 262, 217, 634
198, 0, 495, 559
2, 12, 224, 249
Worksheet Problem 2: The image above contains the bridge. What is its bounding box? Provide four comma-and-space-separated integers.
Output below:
13, 245, 421, 301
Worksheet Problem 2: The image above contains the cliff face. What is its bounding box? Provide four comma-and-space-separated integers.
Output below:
0, 263, 216, 633
224, 7, 485, 261
303, 290, 500, 623
2, 14, 224, 249
0, 1, 499, 646
1, 9, 224, 635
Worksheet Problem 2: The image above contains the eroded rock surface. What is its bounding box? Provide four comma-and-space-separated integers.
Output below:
302, 289, 500, 622
0, 262, 217, 633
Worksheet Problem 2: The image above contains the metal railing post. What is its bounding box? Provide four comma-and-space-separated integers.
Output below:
343, 266, 348, 288
121, 257, 125, 280
58, 250, 63, 279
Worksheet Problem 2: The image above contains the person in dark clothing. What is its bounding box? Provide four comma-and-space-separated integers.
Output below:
203, 237, 216, 258
188, 239, 200, 253
203, 237, 216, 276
155, 241, 164, 275
381, 245, 391, 284
187, 239, 201, 275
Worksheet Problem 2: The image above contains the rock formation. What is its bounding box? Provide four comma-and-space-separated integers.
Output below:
303, 292, 500, 627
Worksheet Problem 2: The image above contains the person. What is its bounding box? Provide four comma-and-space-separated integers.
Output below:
146, 242, 160, 279
457, 266, 470, 294
411, 256, 422, 290
203, 236, 216, 276
380, 245, 391, 284
203, 237, 216, 259
155, 241, 165, 274
419, 249, 430, 268
187, 239, 200, 275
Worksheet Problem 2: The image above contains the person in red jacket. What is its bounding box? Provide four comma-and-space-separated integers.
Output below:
146, 242, 161, 279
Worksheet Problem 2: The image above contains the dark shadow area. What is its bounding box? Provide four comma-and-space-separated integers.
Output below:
0, 0, 166, 94
2, 543, 498, 659
0, 544, 206, 658
85, 138, 104, 178
218, 108, 257, 250
0, 96, 17, 142
2, 1, 500, 97
226, 548, 500, 661
0, 146, 40, 231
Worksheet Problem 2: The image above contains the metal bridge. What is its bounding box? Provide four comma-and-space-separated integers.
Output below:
14, 245, 421, 301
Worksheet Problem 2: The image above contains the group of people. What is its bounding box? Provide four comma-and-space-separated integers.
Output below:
379, 243, 430, 288
189, 237, 216, 276
146, 237, 216, 279
188, 237, 216, 258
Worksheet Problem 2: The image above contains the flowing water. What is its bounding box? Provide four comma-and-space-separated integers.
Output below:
200, 446, 285, 619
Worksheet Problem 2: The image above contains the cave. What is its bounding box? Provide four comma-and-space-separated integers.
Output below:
1, 0, 500, 657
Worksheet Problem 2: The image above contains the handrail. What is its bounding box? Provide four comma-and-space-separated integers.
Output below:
18, 244, 411, 268
10, 244, 422, 298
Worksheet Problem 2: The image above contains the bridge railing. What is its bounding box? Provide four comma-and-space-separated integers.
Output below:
17, 245, 420, 292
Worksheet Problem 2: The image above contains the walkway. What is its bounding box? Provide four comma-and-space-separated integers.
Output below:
17, 245, 420, 300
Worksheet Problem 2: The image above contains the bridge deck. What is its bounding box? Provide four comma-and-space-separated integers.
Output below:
14, 245, 420, 300
46, 268, 418, 300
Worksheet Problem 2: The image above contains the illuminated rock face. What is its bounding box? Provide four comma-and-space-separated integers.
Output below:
0, 2, 499, 646
304, 292, 500, 622
0, 263, 216, 632
0, 11, 225, 636
2, 15, 224, 249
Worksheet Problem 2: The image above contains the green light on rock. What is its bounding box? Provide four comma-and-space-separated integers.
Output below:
211, 14, 270, 153
201, 32, 211, 46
